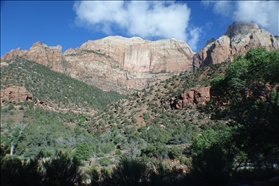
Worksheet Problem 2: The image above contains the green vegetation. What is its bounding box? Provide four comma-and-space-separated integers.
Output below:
1, 48, 278, 185
189, 48, 279, 185
1, 57, 124, 111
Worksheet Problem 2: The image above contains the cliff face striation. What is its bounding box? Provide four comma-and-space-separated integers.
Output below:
63, 36, 194, 93
2, 37, 193, 94
193, 22, 279, 69
2, 22, 278, 94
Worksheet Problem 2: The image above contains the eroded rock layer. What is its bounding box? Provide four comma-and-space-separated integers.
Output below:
2, 22, 278, 94
2, 37, 193, 94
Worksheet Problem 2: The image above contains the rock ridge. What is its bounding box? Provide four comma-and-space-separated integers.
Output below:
193, 21, 279, 69
2, 22, 278, 94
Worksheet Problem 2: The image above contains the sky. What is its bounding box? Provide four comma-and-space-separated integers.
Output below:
1, 1, 278, 57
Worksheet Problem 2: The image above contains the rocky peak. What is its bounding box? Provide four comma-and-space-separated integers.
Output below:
3, 36, 194, 94
1, 22, 278, 94
225, 21, 259, 37
31, 41, 62, 50
2, 41, 68, 74
193, 22, 279, 69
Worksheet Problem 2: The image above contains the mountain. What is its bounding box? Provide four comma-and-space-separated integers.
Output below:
2, 37, 193, 94
1, 22, 278, 95
193, 22, 279, 68
1, 32, 279, 185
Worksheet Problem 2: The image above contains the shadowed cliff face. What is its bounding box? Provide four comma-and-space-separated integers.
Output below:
193, 22, 279, 69
2, 22, 278, 94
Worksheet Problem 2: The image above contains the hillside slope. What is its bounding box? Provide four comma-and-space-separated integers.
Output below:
84, 62, 229, 161
1, 48, 278, 186
1, 57, 124, 113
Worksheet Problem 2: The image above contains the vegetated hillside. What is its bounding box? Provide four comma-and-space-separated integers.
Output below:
0, 57, 124, 166
92, 62, 228, 130
1, 59, 229, 162
87, 62, 229, 159
1, 48, 278, 186
1, 57, 124, 112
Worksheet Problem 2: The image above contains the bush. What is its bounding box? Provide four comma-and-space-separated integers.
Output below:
115, 149, 122, 156
110, 158, 150, 185
168, 146, 182, 159
101, 142, 115, 154
1, 156, 42, 186
99, 157, 111, 167
75, 143, 95, 161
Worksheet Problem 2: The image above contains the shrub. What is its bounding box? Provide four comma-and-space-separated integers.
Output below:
99, 157, 111, 167
168, 146, 182, 159
42, 153, 81, 186
75, 143, 95, 161
110, 158, 150, 185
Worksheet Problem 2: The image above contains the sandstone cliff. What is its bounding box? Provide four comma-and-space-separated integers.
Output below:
63, 36, 193, 93
193, 22, 279, 69
2, 37, 193, 94
2, 22, 278, 94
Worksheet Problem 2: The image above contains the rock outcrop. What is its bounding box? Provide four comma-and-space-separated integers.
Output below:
1, 85, 33, 103
1, 42, 69, 73
193, 22, 279, 69
171, 87, 211, 108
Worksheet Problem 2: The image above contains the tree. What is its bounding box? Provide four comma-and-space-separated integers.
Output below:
0, 119, 27, 156
210, 47, 279, 164
168, 146, 182, 159
74, 143, 95, 161
187, 48, 279, 185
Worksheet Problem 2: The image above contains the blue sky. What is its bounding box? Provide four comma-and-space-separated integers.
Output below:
1, 1, 278, 57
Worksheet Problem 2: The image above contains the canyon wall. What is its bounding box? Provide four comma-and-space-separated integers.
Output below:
2, 22, 278, 94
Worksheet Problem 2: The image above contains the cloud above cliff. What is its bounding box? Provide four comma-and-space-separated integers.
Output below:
202, 0, 279, 35
73, 1, 201, 51
233, 1, 278, 35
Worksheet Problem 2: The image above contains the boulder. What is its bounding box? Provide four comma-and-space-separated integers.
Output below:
1, 85, 33, 103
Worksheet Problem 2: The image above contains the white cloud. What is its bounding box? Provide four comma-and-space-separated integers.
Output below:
202, 0, 279, 35
201, 0, 233, 17
73, 1, 202, 51
212, 1, 233, 17
187, 27, 202, 52
234, 1, 279, 35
